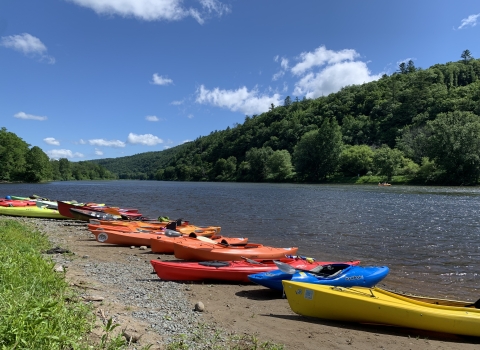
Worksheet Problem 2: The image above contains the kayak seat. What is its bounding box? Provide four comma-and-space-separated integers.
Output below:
198, 261, 230, 268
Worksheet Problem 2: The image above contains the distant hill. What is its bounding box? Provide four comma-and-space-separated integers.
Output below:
89, 54, 480, 185
90, 143, 191, 180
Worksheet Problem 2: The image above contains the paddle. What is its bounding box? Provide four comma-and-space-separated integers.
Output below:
196, 236, 218, 244
273, 260, 338, 276
241, 256, 268, 265
273, 260, 297, 274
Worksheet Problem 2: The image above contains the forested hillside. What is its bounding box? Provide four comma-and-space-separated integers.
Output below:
92, 53, 480, 185
0, 127, 115, 182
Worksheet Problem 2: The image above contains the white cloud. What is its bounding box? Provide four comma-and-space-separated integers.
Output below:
195, 85, 283, 115
47, 149, 84, 159
0, 33, 55, 64
151, 73, 173, 85
292, 60, 383, 99
291, 46, 359, 76
127, 133, 163, 146
14, 111, 47, 121
272, 71, 284, 81
88, 139, 126, 147
187, 114, 194, 119
182, 139, 192, 143
94, 148, 103, 155
44, 137, 60, 146
145, 115, 159, 121
66, 0, 230, 24
79, 139, 87, 144
272, 56, 289, 81
458, 13, 480, 29
171, 99, 184, 105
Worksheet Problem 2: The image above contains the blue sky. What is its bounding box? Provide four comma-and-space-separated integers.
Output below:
1, 0, 479, 161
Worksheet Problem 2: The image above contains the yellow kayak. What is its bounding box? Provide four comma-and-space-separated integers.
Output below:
282, 281, 480, 337
0, 206, 70, 219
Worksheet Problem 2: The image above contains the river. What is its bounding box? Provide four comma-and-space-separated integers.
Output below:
1, 181, 479, 301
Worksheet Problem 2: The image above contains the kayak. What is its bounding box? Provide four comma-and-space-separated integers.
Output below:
150, 234, 248, 254
58, 201, 141, 220
151, 258, 360, 283
88, 220, 221, 237
282, 281, 480, 337
70, 208, 120, 221
89, 229, 161, 246
0, 198, 36, 207
249, 263, 387, 291
173, 240, 298, 261
0, 205, 70, 219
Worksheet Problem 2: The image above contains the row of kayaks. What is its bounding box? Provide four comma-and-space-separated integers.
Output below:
1, 194, 480, 337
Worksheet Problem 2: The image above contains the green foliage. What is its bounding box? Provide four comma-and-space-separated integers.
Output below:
293, 118, 343, 181
372, 145, 404, 181
266, 149, 295, 182
243, 147, 274, 181
0, 219, 92, 349
424, 111, 480, 185
0, 127, 30, 181
24, 146, 52, 182
339, 145, 374, 176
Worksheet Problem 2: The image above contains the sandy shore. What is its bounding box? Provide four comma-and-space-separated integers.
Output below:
3, 216, 480, 350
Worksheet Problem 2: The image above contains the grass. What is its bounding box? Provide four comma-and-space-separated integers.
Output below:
0, 219, 127, 350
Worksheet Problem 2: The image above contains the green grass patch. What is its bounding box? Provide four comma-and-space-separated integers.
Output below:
0, 219, 95, 349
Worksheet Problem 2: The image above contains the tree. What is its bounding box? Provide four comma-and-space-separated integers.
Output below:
0, 127, 30, 181
245, 147, 273, 181
372, 145, 404, 181
266, 150, 294, 181
58, 158, 72, 181
284, 96, 291, 107
339, 145, 374, 176
24, 146, 52, 182
293, 118, 343, 181
425, 111, 480, 185
461, 50, 473, 64
407, 60, 416, 73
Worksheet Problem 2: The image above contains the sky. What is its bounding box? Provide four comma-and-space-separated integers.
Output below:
1, 0, 479, 161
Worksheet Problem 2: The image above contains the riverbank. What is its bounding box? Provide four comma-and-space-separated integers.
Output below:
2, 216, 479, 350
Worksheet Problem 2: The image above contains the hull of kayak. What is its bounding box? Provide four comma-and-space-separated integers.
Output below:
0, 206, 69, 219
90, 229, 161, 246
282, 281, 480, 337
249, 264, 387, 291
151, 258, 360, 283
150, 235, 249, 254
173, 240, 298, 261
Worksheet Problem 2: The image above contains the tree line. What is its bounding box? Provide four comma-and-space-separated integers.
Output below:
94, 51, 480, 185
0, 127, 115, 182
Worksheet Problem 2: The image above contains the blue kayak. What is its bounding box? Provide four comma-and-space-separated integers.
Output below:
248, 263, 389, 291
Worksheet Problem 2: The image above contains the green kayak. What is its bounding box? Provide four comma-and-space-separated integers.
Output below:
0, 206, 70, 219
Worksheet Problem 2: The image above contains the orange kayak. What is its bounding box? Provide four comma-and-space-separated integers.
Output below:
88, 221, 221, 237
150, 234, 249, 254
90, 229, 162, 246
173, 240, 298, 261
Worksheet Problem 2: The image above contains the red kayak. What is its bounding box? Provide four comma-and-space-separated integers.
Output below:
58, 200, 142, 220
0, 198, 36, 207
150, 258, 361, 283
